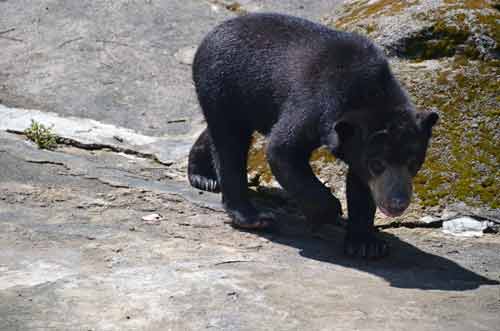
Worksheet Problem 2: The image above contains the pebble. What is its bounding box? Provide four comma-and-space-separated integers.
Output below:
141, 213, 163, 225
442, 216, 489, 237
174, 46, 197, 65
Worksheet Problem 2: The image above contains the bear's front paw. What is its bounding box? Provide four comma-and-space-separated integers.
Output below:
344, 232, 389, 259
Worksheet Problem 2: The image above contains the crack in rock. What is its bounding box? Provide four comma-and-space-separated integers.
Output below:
0, 105, 193, 166
7, 129, 173, 166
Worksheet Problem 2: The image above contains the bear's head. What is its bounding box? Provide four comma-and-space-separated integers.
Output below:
333, 111, 439, 217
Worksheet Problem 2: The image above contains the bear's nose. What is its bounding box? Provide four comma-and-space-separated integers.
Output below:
388, 197, 407, 212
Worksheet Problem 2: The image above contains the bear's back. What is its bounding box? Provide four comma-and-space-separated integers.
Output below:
192, 13, 393, 133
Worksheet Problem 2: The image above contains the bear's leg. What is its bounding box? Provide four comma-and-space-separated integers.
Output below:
188, 128, 220, 193
266, 121, 342, 229
209, 123, 274, 230
344, 170, 389, 258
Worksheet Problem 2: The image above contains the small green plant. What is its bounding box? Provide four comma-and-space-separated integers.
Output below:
24, 119, 58, 150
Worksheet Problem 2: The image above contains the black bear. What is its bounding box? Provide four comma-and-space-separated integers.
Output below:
188, 13, 438, 258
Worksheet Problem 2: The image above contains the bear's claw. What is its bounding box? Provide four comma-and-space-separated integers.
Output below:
344, 233, 389, 259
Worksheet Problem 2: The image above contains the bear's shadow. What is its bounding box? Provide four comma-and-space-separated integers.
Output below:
248, 187, 499, 291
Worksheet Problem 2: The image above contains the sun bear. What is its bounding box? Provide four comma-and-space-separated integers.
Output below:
188, 13, 438, 258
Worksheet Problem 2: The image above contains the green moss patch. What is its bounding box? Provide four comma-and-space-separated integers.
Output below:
398, 23, 470, 60
247, 137, 339, 186
247, 136, 273, 184
334, 0, 420, 28
418, 1, 499, 58
402, 58, 500, 209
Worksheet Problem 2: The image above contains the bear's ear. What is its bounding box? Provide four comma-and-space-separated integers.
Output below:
417, 111, 439, 134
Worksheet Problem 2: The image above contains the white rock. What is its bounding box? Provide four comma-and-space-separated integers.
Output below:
419, 215, 439, 224
442, 216, 488, 237
141, 213, 163, 225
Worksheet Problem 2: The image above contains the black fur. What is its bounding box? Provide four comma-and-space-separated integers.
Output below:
188, 128, 220, 193
188, 13, 438, 257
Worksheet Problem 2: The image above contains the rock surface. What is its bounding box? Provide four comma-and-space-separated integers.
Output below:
0, 105, 191, 165
324, 0, 499, 60
1, 131, 500, 331
1, 1, 499, 330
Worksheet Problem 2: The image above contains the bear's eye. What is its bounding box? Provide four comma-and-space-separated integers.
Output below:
368, 159, 385, 175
